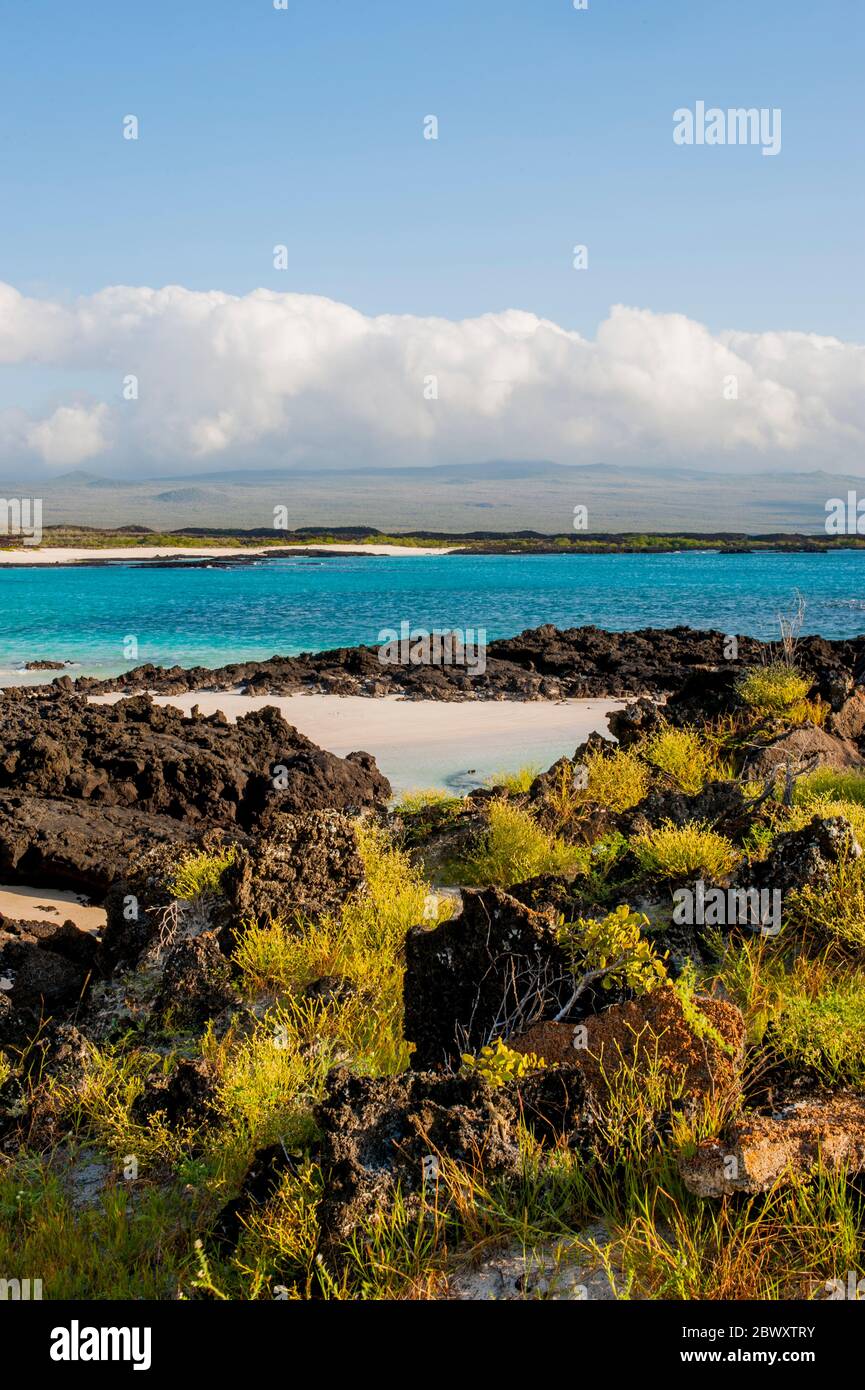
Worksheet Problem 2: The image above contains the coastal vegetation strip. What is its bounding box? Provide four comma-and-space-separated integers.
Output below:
3, 524, 865, 558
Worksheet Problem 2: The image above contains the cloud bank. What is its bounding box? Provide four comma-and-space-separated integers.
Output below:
0, 281, 862, 475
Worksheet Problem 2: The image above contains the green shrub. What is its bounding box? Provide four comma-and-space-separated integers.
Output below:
772, 970, 865, 1084
793, 769, 865, 807
787, 853, 865, 952
580, 748, 651, 812
232, 821, 447, 1077
737, 663, 811, 716
461, 798, 587, 888
785, 797, 865, 845
165, 845, 238, 900
555, 904, 668, 1011
461, 1038, 548, 1086
640, 726, 716, 794
633, 820, 739, 880
717, 941, 865, 1084
741, 822, 776, 861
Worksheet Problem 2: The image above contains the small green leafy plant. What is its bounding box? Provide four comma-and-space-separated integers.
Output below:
553, 904, 669, 1020
461, 1038, 548, 1086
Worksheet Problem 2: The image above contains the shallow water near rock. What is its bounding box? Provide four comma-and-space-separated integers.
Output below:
3, 550, 865, 681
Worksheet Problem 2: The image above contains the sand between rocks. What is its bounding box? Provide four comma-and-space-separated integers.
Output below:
89, 691, 624, 795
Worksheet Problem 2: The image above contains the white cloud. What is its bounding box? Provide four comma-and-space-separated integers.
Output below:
26, 404, 109, 468
0, 281, 863, 474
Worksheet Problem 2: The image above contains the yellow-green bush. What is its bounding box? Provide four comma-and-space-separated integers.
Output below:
785, 797, 865, 846
633, 820, 739, 880
772, 968, 865, 1084
717, 941, 865, 1084
736, 663, 811, 717
787, 854, 865, 952
166, 846, 237, 901
639, 726, 716, 794
233, 820, 442, 1074
580, 748, 652, 812
461, 798, 587, 888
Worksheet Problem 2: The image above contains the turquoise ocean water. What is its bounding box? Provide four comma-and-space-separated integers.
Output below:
1, 550, 865, 680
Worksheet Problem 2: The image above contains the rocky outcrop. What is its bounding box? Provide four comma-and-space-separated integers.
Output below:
0, 915, 97, 1021
0, 692, 390, 829
224, 811, 366, 925
97, 839, 234, 975
679, 1092, 865, 1196
314, 1066, 586, 1248
403, 887, 571, 1071
69, 625, 865, 706
152, 934, 237, 1030
0, 791, 203, 894
130, 1057, 218, 1132
744, 815, 861, 895
623, 780, 754, 842
510, 987, 745, 1108
828, 688, 865, 741
740, 726, 864, 781
315, 1068, 522, 1244
0, 935, 90, 1016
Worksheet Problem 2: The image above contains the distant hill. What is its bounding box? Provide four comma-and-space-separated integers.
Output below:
152, 488, 228, 505
14, 460, 854, 534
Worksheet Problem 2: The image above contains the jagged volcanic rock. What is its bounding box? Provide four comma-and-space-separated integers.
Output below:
225, 810, 366, 926
679, 1092, 865, 1196
0, 791, 202, 894
403, 887, 571, 1071
68, 625, 865, 705
0, 692, 390, 830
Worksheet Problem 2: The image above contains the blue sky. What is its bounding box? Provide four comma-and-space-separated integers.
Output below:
1, 0, 862, 339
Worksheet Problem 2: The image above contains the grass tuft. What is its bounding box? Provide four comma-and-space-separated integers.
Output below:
633, 820, 739, 880
460, 798, 587, 888
639, 726, 717, 793
487, 765, 541, 794
737, 663, 812, 717
165, 846, 238, 901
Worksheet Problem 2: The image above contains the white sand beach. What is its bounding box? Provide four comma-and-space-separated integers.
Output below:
0, 542, 455, 565
91, 691, 624, 795
0, 883, 106, 933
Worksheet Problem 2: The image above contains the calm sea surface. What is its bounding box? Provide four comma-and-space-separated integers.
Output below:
1, 550, 865, 680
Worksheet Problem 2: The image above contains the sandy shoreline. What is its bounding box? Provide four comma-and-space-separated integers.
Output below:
0, 883, 106, 933
0, 542, 454, 565
90, 691, 624, 794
